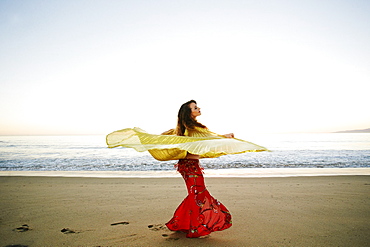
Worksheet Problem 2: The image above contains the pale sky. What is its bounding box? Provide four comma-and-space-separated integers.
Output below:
1, 0, 369, 136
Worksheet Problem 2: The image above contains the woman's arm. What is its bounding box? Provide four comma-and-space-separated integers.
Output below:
223, 133, 235, 138
161, 129, 175, 135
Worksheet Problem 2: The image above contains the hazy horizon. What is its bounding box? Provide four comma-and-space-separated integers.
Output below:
0, 127, 369, 136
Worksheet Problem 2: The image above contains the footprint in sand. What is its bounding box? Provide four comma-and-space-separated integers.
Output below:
61, 228, 80, 234
148, 224, 180, 240
13, 224, 30, 232
162, 233, 180, 241
111, 221, 130, 226
147, 224, 168, 231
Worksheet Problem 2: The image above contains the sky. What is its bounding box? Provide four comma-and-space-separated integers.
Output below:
0, 0, 369, 136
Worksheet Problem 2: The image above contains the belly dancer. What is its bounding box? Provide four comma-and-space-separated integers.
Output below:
106, 100, 268, 238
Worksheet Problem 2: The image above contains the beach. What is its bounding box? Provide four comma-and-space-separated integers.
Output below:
1, 173, 369, 246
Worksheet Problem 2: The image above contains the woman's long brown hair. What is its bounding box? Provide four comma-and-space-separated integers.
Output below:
175, 100, 206, 136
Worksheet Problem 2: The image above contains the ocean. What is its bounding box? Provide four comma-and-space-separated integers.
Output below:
0, 133, 369, 172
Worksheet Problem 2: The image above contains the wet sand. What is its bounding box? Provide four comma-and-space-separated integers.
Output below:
1, 175, 369, 246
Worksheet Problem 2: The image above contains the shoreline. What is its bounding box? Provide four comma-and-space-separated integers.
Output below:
1, 167, 370, 178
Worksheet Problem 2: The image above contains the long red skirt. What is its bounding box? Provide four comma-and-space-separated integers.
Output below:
166, 159, 232, 238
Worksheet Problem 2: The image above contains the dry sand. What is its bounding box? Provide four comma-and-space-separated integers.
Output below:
1, 175, 369, 246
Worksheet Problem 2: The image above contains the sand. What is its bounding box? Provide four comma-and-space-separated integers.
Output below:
2, 167, 370, 178
1, 175, 369, 246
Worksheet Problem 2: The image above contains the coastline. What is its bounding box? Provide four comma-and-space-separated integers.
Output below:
1, 167, 370, 178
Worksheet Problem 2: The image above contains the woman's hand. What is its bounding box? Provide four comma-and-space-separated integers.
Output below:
223, 133, 234, 138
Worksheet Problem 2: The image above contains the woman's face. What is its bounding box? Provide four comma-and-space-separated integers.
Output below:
189, 102, 201, 119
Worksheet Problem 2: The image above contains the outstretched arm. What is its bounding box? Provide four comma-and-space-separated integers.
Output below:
223, 133, 235, 138
161, 129, 175, 135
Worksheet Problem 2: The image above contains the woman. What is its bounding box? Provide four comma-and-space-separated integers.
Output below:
106, 100, 267, 238
164, 100, 233, 238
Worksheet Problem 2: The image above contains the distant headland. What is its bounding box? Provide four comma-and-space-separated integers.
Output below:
334, 128, 370, 133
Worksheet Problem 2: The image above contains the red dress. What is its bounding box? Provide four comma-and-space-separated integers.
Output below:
166, 159, 232, 238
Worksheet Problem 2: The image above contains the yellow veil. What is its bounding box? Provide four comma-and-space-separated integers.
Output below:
106, 127, 268, 161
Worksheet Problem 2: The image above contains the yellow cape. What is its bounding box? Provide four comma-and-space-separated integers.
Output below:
106, 127, 268, 161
